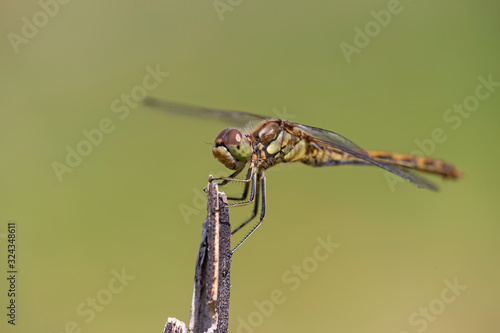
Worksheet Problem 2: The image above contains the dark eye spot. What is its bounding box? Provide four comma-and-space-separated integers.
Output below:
236, 145, 240, 149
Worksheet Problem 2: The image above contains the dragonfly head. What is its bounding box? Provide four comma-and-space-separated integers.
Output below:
213, 128, 252, 170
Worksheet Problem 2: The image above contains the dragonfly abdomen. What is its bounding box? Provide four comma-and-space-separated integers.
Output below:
367, 151, 463, 179
301, 142, 357, 166
301, 141, 462, 180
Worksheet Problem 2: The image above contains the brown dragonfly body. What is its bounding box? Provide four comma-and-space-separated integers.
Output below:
221, 119, 461, 178
144, 98, 462, 252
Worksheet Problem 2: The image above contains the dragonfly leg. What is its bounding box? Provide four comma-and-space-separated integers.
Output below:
231, 172, 267, 254
231, 178, 261, 235
226, 166, 257, 208
212, 154, 256, 202
215, 169, 243, 187
215, 154, 257, 185
210, 168, 252, 201
226, 167, 253, 201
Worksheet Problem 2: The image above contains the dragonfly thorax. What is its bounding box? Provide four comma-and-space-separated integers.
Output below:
213, 128, 252, 170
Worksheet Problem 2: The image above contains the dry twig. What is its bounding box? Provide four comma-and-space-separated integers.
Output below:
164, 176, 231, 333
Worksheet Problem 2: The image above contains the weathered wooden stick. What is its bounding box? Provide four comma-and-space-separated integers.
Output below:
164, 176, 231, 333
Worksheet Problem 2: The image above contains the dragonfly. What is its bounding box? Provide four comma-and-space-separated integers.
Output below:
143, 97, 463, 253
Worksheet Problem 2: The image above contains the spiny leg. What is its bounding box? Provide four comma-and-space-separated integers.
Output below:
226, 167, 253, 201
205, 169, 242, 194
215, 154, 257, 186
212, 155, 256, 205
216, 169, 243, 187
215, 169, 253, 184
226, 166, 257, 208
231, 172, 267, 254
231, 178, 260, 235
213, 167, 253, 202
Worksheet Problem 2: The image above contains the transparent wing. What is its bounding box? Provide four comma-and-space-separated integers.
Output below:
289, 122, 439, 191
143, 98, 438, 190
142, 97, 270, 128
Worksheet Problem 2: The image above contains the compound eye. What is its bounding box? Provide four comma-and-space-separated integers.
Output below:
223, 129, 244, 146
215, 128, 230, 145
220, 129, 251, 161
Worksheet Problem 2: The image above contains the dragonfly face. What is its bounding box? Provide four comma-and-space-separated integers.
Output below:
143, 97, 463, 253
213, 128, 252, 170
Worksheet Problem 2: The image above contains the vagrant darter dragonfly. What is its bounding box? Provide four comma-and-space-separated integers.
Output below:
143, 98, 463, 253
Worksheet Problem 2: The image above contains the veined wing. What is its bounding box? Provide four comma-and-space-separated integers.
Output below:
142, 97, 269, 128
289, 122, 439, 191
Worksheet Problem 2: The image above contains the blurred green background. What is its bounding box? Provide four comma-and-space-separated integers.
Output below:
1, 0, 499, 332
